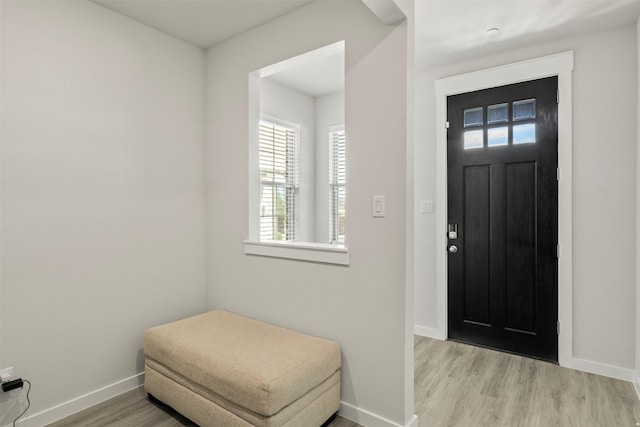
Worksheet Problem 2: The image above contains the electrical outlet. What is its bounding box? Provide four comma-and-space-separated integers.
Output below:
0, 367, 14, 382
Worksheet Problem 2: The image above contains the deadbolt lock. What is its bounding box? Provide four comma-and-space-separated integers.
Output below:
448, 224, 458, 240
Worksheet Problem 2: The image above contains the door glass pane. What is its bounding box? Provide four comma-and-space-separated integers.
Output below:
488, 127, 508, 147
513, 99, 536, 121
513, 123, 536, 144
464, 107, 483, 127
487, 103, 508, 124
464, 129, 483, 149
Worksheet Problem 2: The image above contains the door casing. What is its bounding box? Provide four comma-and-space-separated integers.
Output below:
434, 51, 574, 366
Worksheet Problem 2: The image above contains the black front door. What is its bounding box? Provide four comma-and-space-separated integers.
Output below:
447, 77, 558, 362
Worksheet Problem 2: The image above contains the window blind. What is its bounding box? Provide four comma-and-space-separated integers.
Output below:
259, 120, 297, 241
329, 127, 346, 244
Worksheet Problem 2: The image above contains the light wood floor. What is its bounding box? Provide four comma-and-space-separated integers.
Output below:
415, 335, 640, 427
48, 336, 640, 426
46, 385, 359, 427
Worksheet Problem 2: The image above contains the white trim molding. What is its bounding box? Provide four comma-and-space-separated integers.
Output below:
565, 358, 635, 383
14, 375, 421, 427
14, 373, 144, 427
244, 240, 350, 265
434, 51, 574, 366
406, 415, 419, 427
340, 401, 418, 427
414, 324, 444, 340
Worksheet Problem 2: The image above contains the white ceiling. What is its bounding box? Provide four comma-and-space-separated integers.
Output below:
92, 0, 313, 49
92, 0, 640, 74
265, 50, 345, 98
92, 0, 340, 96
416, 0, 640, 69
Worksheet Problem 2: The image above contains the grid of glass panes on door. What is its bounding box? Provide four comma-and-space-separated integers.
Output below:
463, 98, 536, 150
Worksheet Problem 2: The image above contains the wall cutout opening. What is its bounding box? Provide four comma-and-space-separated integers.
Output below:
246, 41, 349, 265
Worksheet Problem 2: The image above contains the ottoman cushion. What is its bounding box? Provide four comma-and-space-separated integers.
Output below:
143, 310, 341, 417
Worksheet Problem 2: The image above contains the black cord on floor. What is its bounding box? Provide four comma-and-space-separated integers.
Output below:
13, 379, 31, 427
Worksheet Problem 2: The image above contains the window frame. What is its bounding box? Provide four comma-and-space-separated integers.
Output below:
329, 124, 346, 245
258, 117, 299, 242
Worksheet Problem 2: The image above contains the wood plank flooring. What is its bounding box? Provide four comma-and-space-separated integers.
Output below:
415, 335, 640, 427
48, 336, 640, 426
46, 385, 359, 427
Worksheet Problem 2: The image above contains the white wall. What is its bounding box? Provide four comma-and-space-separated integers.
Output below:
0, 1, 207, 423
315, 91, 345, 243
260, 78, 316, 242
415, 24, 637, 370
413, 71, 438, 335
205, 1, 410, 424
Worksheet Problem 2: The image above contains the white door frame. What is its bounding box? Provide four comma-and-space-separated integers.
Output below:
434, 51, 574, 366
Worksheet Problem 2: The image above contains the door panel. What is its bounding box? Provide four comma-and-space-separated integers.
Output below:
504, 161, 536, 333
463, 165, 490, 325
447, 77, 558, 362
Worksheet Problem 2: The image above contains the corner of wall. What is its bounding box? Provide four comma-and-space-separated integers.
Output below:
340, 402, 418, 427
414, 325, 444, 340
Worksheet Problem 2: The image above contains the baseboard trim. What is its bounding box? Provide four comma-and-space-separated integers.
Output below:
340, 401, 417, 427
16, 372, 144, 426
405, 414, 419, 427
633, 371, 640, 401
564, 358, 635, 382
14, 376, 414, 427
414, 325, 443, 340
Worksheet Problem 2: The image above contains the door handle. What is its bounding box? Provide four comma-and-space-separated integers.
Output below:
448, 245, 458, 254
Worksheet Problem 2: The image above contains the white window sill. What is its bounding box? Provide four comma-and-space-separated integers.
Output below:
244, 240, 350, 265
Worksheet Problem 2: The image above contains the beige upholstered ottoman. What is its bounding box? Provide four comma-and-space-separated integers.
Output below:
143, 310, 341, 426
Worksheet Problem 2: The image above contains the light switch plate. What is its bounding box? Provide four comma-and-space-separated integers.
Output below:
373, 196, 385, 217
420, 200, 434, 213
